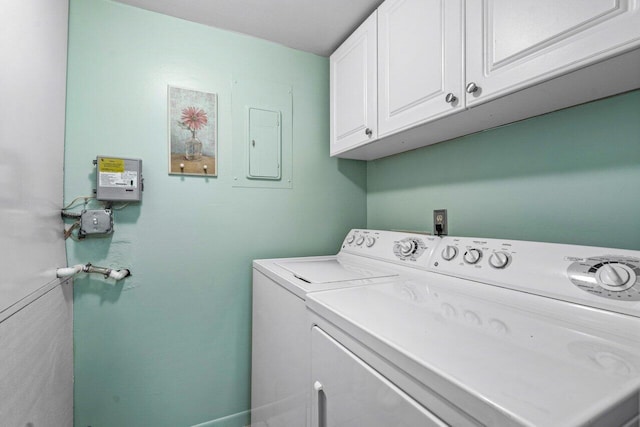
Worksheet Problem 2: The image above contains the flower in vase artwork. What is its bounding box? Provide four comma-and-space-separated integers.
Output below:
178, 106, 208, 160
168, 86, 217, 176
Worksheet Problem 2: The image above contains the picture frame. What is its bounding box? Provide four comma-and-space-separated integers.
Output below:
168, 86, 218, 176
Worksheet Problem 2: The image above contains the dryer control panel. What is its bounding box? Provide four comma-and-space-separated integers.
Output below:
567, 256, 640, 300
429, 236, 640, 318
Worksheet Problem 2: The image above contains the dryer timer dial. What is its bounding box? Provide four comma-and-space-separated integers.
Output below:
567, 256, 640, 300
597, 264, 632, 290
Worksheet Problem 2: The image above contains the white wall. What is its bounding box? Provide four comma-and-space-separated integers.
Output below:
0, 0, 72, 424
0, 285, 73, 425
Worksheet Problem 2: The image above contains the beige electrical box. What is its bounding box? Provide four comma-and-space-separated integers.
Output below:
95, 156, 143, 202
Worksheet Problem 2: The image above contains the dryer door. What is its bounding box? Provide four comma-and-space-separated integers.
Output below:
311, 326, 446, 427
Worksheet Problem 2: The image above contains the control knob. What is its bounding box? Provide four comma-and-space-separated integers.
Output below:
398, 240, 417, 256
356, 236, 365, 246
597, 264, 631, 290
567, 256, 639, 300
365, 237, 376, 247
489, 251, 510, 269
441, 245, 458, 261
464, 249, 482, 264
346, 234, 356, 244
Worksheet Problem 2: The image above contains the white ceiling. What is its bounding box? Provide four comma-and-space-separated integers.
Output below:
113, 0, 383, 57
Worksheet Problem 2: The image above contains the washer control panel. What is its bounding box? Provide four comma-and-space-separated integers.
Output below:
345, 230, 378, 248
341, 229, 439, 269
567, 256, 640, 300
393, 237, 427, 261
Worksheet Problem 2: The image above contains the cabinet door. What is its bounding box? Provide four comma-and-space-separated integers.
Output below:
378, 0, 464, 137
466, 0, 640, 106
330, 11, 378, 156
311, 327, 446, 427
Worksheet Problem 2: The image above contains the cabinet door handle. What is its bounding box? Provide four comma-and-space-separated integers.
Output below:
466, 82, 479, 93
314, 381, 326, 427
445, 93, 457, 103
365, 128, 373, 137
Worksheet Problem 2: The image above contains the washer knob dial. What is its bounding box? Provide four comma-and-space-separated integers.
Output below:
356, 236, 365, 246
464, 249, 482, 264
346, 234, 356, 244
441, 245, 458, 261
598, 264, 630, 289
489, 251, 510, 269
365, 237, 376, 247
394, 238, 426, 260
399, 240, 417, 256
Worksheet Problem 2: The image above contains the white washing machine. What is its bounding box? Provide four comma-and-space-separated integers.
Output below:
250, 229, 440, 427
308, 235, 640, 427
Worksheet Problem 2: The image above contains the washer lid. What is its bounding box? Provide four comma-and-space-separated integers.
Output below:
276, 259, 398, 284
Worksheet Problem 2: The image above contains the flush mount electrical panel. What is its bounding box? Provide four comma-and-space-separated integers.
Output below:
95, 156, 143, 202
247, 107, 281, 180
231, 78, 292, 189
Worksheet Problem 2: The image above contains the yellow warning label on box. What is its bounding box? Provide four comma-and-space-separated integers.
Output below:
99, 158, 125, 173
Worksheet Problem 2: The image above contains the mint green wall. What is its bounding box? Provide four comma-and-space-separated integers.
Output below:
65, 1, 639, 424
64, 1, 366, 426
368, 90, 640, 250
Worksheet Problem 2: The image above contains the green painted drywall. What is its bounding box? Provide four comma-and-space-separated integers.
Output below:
65, 0, 640, 424
368, 89, 640, 250
64, 1, 366, 426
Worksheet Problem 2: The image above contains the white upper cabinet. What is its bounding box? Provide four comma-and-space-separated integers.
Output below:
466, 0, 640, 106
378, 0, 463, 137
330, 12, 378, 155
330, 0, 640, 159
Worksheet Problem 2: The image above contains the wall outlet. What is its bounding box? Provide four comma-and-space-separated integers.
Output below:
433, 209, 447, 236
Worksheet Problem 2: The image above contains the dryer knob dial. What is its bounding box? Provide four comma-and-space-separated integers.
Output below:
441, 245, 458, 261
365, 237, 376, 247
346, 234, 356, 244
464, 249, 482, 264
598, 264, 630, 288
356, 236, 365, 246
489, 251, 510, 269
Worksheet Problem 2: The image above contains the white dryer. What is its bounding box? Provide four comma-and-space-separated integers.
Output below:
250, 229, 440, 427
307, 236, 640, 427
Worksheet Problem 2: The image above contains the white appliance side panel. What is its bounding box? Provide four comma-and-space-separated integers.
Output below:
251, 270, 308, 426
311, 326, 446, 427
